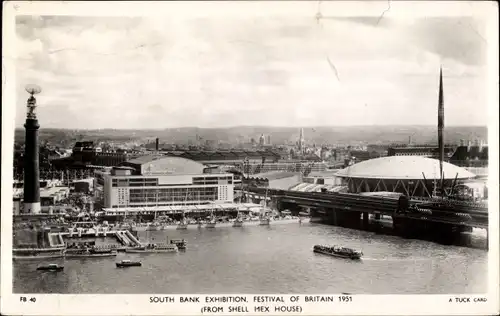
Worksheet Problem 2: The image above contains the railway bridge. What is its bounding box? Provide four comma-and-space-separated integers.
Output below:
244, 187, 489, 245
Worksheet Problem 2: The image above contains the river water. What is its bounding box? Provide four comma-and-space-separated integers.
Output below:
13, 222, 488, 294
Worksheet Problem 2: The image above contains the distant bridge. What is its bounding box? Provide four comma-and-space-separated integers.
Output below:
244, 187, 488, 230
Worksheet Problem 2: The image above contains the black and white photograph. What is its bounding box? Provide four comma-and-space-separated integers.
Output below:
1, 1, 498, 315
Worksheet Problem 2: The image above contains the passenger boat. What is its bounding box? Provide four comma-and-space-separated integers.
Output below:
116, 260, 142, 268
170, 239, 187, 250
65, 248, 117, 258
37, 263, 64, 272
126, 243, 178, 253
313, 245, 363, 260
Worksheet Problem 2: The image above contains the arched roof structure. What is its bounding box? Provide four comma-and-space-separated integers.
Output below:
122, 156, 206, 175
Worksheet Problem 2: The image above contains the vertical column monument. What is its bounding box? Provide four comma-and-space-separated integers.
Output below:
23, 84, 42, 214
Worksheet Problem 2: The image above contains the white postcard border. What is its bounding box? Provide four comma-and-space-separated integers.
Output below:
2, 1, 499, 315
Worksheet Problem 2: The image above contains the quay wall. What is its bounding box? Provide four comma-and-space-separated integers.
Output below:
13, 229, 50, 248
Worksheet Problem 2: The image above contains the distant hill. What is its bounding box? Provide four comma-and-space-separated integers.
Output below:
13, 125, 488, 147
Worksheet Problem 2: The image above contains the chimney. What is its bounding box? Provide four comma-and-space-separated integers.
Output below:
460, 139, 465, 147
155, 138, 159, 151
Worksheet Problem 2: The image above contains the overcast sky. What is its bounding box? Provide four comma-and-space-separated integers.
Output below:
15, 14, 488, 129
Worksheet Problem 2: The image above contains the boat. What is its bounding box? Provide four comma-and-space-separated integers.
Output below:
259, 216, 270, 225
205, 207, 217, 228
116, 260, 142, 268
177, 223, 188, 230
177, 213, 188, 230
65, 248, 117, 258
126, 243, 178, 253
37, 263, 64, 272
313, 245, 363, 260
259, 189, 271, 225
170, 239, 187, 250
205, 220, 217, 228
233, 217, 244, 227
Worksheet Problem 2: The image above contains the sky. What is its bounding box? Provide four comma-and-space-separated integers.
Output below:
15, 14, 489, 129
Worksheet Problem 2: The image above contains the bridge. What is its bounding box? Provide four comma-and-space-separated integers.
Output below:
244, 187, 489, 244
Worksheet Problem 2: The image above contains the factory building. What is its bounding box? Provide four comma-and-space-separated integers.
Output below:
95, 156, 234, 211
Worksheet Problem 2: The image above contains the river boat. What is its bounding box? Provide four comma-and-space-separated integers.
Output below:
259, 189, 271, 225
205, 220, 217, 228
259, 216, 271, 225
126, 243, 178, 253
233, 217, 244, 227
177, 222, 188, 230
205, 207, 217, 228
313, 245, 363, 260
37, 263, 64, 272
170, 239, 187, 250
177, 216, 188, 230
116, 260, 142, 268
146, 224, 160, 231
65, 248, 117, 258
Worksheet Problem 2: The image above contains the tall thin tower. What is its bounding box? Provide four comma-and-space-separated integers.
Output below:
438, 67, 445, 192
298, 128, 305, 154
23, 84, 42, 214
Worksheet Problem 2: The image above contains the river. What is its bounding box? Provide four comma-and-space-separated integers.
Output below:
13, 222, 488, 294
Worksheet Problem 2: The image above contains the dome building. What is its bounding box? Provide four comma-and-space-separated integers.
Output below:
335, 156, 476, 198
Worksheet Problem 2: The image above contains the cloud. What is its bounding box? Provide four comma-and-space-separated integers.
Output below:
15, 15, 488, 129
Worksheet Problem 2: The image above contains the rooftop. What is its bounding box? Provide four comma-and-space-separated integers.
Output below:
121, 155, 206, 175
336, 156, 476, 180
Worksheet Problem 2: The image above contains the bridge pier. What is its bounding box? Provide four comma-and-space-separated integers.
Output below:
362, 212, 369, 228
392, 214, 466, 245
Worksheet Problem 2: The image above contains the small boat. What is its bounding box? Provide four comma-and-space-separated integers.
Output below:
177, 210, 188, 229
233, 218, 244, 227
116, 260, 142, 268
177, 222, 188, 230
313, 245, 363, 260
126, 243, 178, 253
259, 217, 270, 225
259, 190, 271, 225
205, 220, 217, 228
233, 210, 244, 227
205, 208, 217, 228
37, 263, 64, 272
170, 239, 187, 250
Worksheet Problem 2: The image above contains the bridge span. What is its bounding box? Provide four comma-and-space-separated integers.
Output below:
244, 187, 489, 245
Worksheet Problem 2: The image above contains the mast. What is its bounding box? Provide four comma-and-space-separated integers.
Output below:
438, 66, 445, 195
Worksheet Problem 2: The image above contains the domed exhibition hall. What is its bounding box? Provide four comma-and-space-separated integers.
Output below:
335, 156, 477, 198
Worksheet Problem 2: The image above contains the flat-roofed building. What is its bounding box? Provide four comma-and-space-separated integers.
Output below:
98, 156, 234, 209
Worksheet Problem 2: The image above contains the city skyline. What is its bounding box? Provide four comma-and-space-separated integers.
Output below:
15, 14, 489, 129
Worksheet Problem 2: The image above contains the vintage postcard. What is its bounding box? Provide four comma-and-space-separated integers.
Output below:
1, 1, 499, 315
